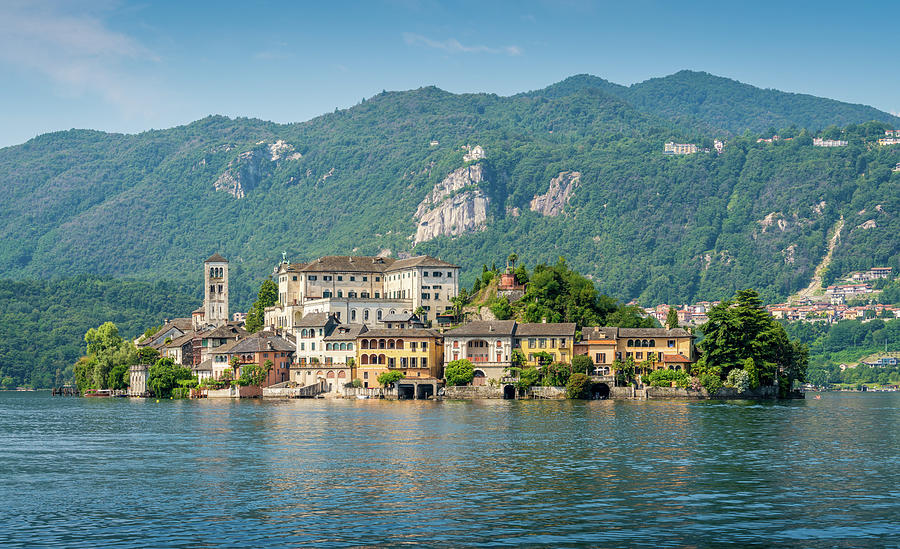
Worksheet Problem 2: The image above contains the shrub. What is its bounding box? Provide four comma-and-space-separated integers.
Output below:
725, 368, 750, 393
515, 366, 541, 389
571, 354, 594, 375
489, 297, 513, 320
542, 362, 572, 387
743, 358, 760, 389
646, 368, 690, 387
565, 373, 592, 399
699, 372, 724, 394
444, 359, 475, 386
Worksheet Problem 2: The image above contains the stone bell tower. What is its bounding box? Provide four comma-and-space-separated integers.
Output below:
204, 253, 229, 327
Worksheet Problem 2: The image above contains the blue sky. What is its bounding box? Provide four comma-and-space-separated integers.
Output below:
0, 0, 897, 148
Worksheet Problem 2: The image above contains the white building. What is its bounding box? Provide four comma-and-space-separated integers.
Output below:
664, 142, 699, 155
265, 254, 460, 330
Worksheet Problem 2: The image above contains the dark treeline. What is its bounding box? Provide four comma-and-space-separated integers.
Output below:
0, 276, 197, 388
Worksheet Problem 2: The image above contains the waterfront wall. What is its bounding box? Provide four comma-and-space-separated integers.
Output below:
206, 386, 262, 398
444, 386, 504, 399
443, 384, 781, 400
645, 386, 778, 399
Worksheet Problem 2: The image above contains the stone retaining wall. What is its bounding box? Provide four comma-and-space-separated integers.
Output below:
645, 385, 778, 399
443, 385, 504, 399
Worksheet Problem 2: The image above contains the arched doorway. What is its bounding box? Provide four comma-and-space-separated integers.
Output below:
503, 385, 516, 399
592, 383, 610, 400
473, 370, 486, 386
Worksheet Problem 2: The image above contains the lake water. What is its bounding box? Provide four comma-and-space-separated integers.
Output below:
1, 392, 898, 548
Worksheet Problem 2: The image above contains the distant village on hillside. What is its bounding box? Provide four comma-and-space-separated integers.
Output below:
664, 129, 900, 155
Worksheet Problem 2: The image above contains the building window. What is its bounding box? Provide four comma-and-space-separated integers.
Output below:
292, 276, 297, 281
375, 292, 380, 298
528, 338, 536, 348
337, 291, 343, 298
375, 277, 380, 282
560, 338, 566, 347
309, 276, 317, 281
364, 310, 370, 321
423, 272, 429, 277
447, 272, 453, 277
668, 340, 676, 348
422, 293, 430, 300
636, 352, 643, 360
453, 340, 459, 348
337, 276, 343, 281
410, 357, 417, 368
550, 338, 556, 348
351, 309, 357, 321
539, 338, 546, 348
421, 357, 427, 368
363, 372, 368, 379
422, 341, 428, 351
410, 341, 417, 350
433, 271, 440, 277
324, 275, 332, 281
363, 276, 368, 281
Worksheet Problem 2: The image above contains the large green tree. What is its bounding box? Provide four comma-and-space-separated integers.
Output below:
147, 357, 194, 398
699, 289, 808, 389
74, 321, 141, 393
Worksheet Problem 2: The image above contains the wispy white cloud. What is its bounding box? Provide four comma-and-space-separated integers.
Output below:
0, 1, 161, 117
402, 32, 522, 56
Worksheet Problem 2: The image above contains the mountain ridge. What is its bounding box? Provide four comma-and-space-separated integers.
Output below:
1, 70, 898, 309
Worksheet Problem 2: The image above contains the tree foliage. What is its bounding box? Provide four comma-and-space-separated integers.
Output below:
73, 321, 141, 393
377, 370, 405, 387
147, 357, 193, 398
245, 279, 278, 333
565, 373, 592, 399
444, 359, 475, 386
699, 289, 808, 388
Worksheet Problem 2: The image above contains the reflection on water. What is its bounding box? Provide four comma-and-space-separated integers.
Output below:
1, 392, 898, 547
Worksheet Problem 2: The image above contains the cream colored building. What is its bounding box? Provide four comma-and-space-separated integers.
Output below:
265, 254, 460, 328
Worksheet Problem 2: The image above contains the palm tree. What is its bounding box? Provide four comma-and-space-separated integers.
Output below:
507, 252, 518, 272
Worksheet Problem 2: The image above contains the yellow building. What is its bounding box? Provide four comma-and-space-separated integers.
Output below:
355, 328, 444, 388
513, 323, 576, 366
577, 327, 695, 375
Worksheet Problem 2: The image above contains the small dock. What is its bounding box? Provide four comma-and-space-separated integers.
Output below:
51, 386, 78, 396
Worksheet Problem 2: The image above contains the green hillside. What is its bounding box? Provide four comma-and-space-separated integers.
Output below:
612, 70, 900, 135
1, 71, 898, 310
0, 276, 197, 388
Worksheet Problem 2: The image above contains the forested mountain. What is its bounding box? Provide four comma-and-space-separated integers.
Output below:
610, 71, 900, 135
1, 71, 898, 311
0, 277, 197, 387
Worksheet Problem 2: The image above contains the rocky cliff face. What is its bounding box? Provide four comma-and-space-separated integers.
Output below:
529, 171, 581, 216
414, 164, 489, 244
215, 141, 301, 198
